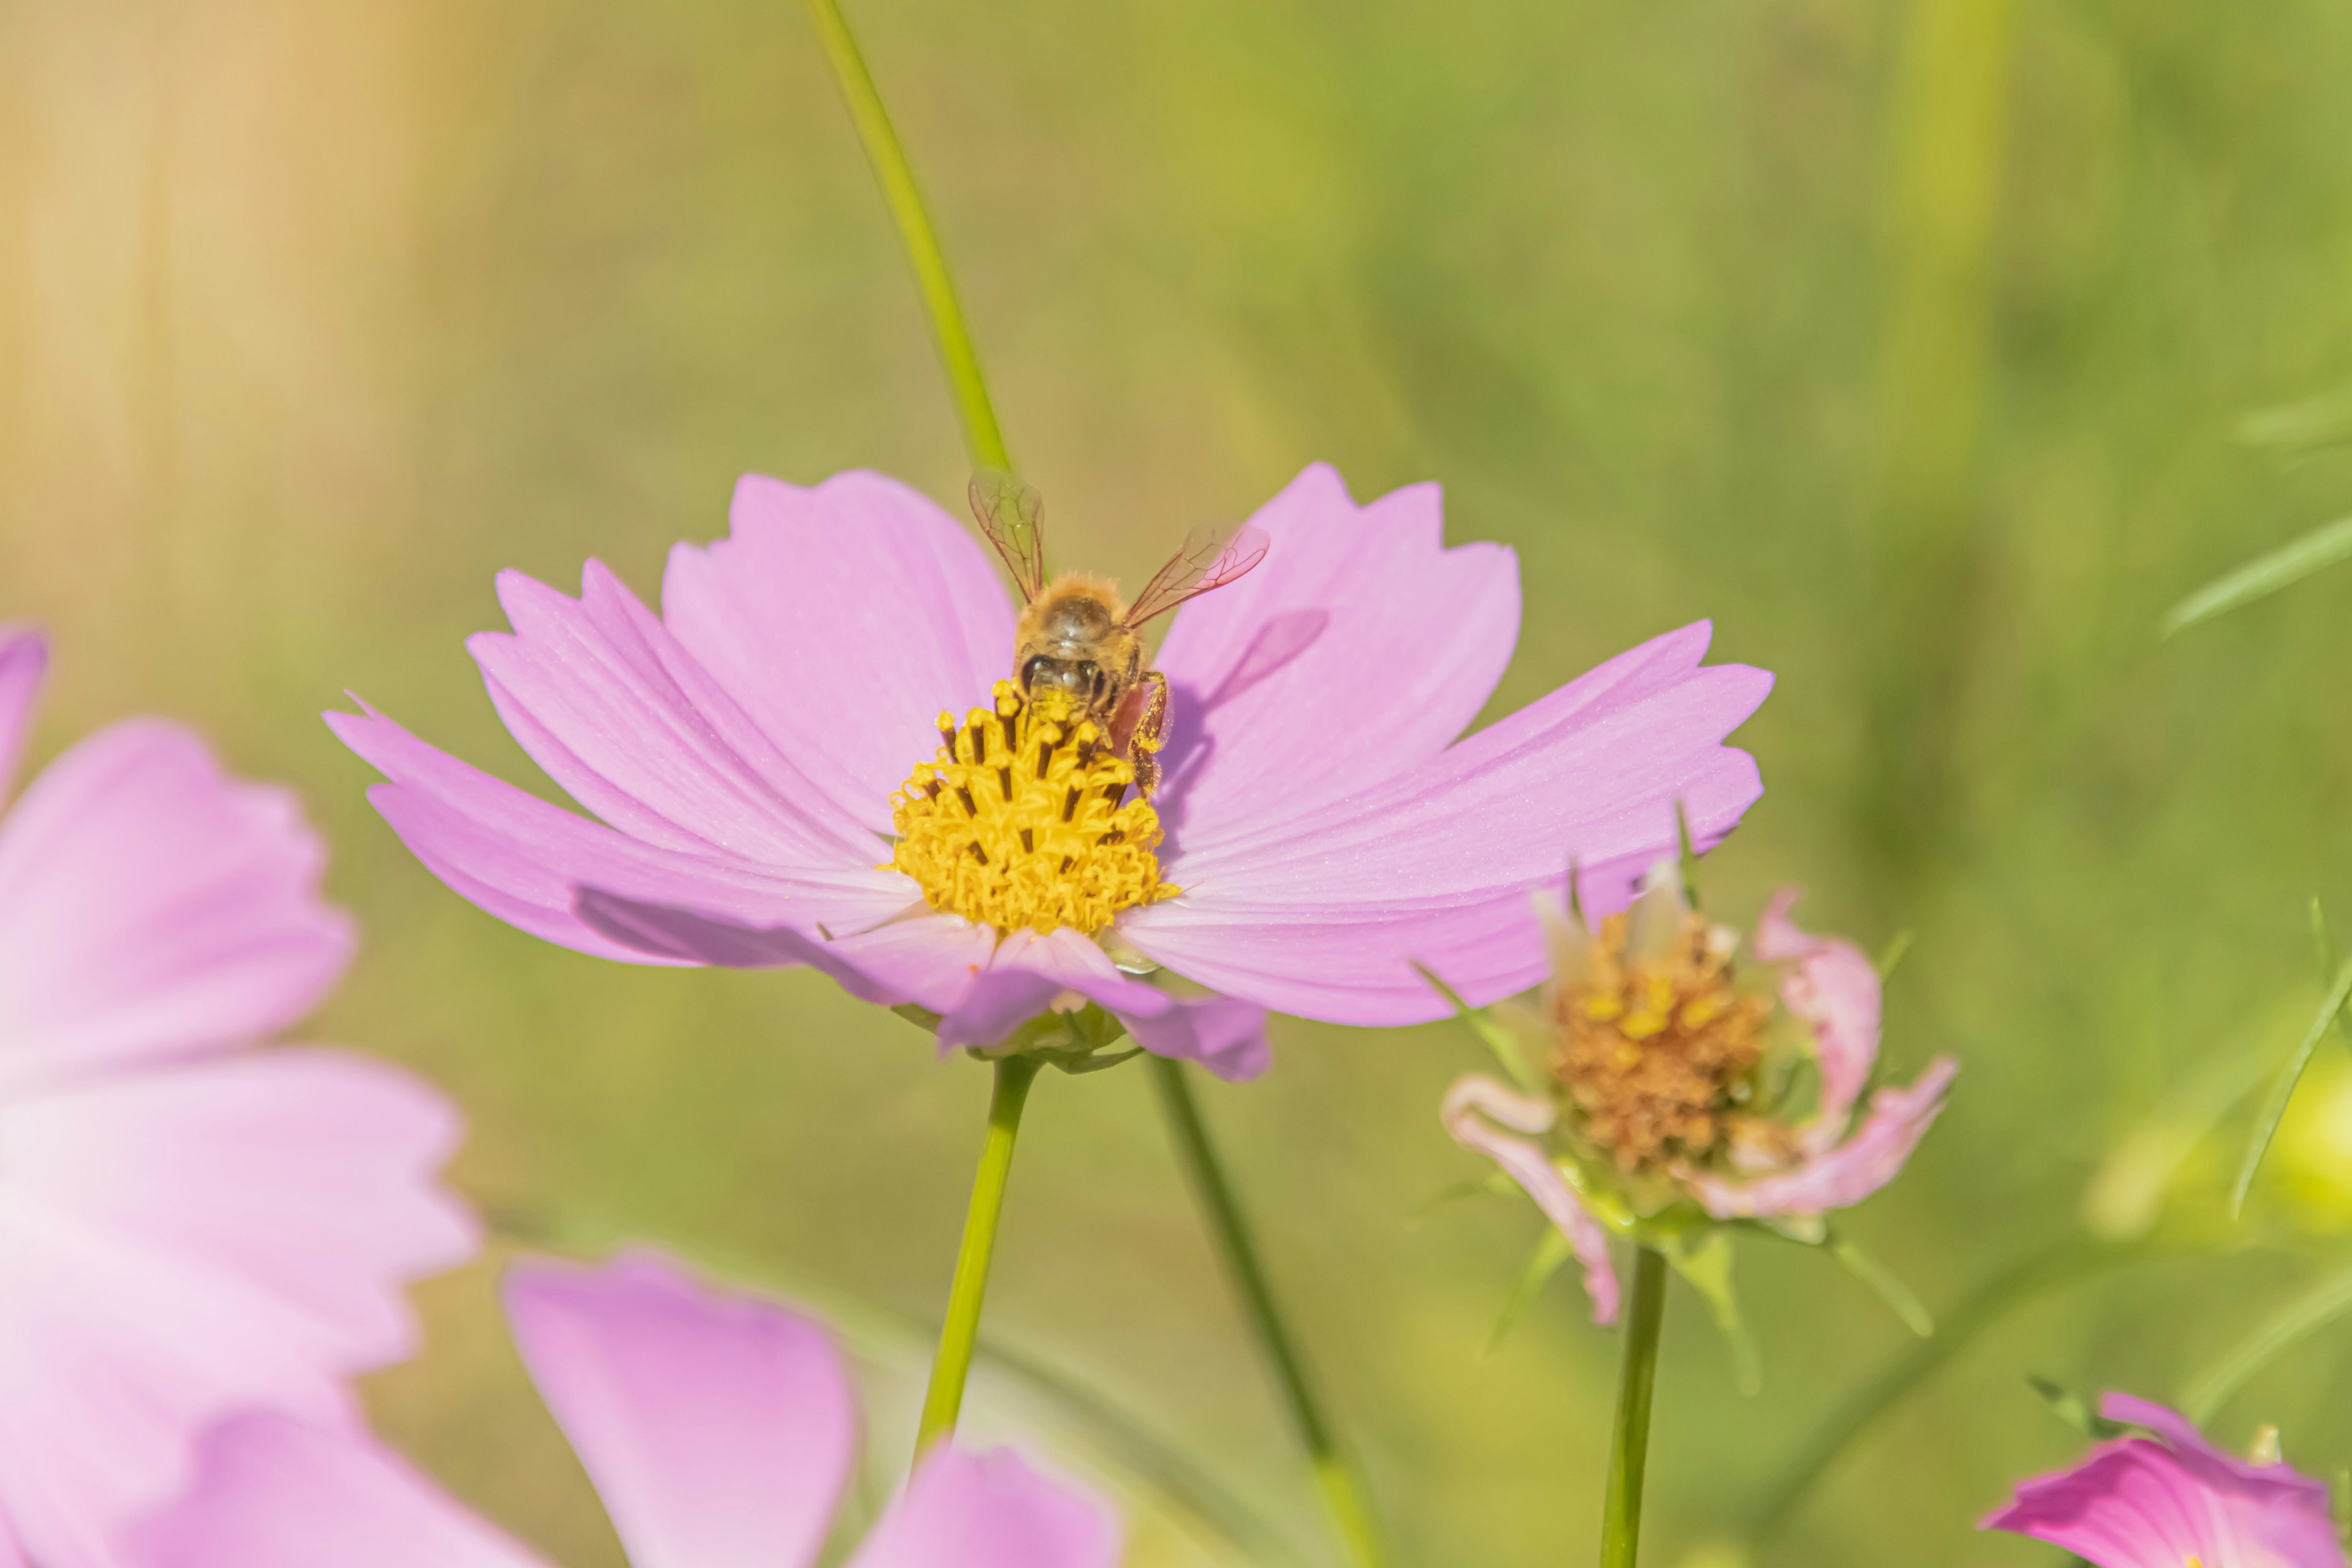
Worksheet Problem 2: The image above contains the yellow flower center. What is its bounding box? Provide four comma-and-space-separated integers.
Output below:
888, 680, 1180, 936
1553, 908, 1777, 1174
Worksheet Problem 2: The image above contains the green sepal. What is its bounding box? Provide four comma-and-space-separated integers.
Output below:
1659, 1229, 1761, 1395
1482, 1228, 1576, 1360
1827, 1232, 1936, 1338
1415, 961, 1540, 1092
2027, 1373, 2128, 1439
959, 1001, 1139, 1074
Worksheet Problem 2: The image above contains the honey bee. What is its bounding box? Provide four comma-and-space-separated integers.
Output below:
968, 471, 1268, 801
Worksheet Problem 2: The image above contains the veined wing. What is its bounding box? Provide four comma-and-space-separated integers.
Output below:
968, 470, 1048, 602
1123, 522, 1270, 628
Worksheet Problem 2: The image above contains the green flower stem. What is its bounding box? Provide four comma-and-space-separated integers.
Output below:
915, 1055, 1042, 1460
1147, 1057, 1392, 1568
1600, 1246, 1670, 1568
802, 0, 1012, 473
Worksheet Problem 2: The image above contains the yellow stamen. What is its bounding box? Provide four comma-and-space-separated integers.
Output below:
888, 680, 1179, 936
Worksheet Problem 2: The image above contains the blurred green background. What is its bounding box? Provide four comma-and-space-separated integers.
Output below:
7, 0, 2352, 1562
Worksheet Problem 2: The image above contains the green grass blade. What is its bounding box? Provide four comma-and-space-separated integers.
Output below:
2162, 515, 2352, 636
2230, 958, 2352, 1216
2182, 1261, 2352, 1423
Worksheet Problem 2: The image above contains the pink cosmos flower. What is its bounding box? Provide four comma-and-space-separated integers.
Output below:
330, 464, 1771, 1079
130, 1253, 1121, 1568
0, 627, 475, 1568
1982, 1393, 2347, 1567
1442, 878, 1956, 1321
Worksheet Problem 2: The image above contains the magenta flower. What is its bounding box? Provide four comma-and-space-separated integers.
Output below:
1983, 1393, 2347, 1567
1442, 876, 1956, 1320
131, 1253, 1120, 1568
0, 628, 475, 1567
330, 464, 1771, 1079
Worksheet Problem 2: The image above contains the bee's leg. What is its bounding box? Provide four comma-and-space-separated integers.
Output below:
1118, 672, 1172, 799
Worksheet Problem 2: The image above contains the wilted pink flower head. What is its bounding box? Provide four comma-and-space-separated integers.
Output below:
330, 464, 1771, 1080
0, 628, 475, 1567
132, 1253, 1121, 1568
1442, 872, 1955, 1321
1982, 1393, 2347, 1568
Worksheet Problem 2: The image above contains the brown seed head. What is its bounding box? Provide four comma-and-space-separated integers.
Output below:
1551, 907, 1778, 1175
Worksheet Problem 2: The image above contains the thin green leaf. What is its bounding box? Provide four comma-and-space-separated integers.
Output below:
1830, 1236, 1936, 1338
1409, 1170, 1518, 1228
2162, 515, 2352, 636
2182, 1261, 2352, 1423
2231, 958, 2352, 1216
1664, 1231, 1762, 1395
1874, 929, 1917, 984
1481, 1228, 1575, 1360
2236, 377, 2352, 450
1673, 798, 1702, 910
1414, 960, 1538, 1091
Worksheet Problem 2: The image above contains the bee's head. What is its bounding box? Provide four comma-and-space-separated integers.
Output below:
1020, 652, 1105, 706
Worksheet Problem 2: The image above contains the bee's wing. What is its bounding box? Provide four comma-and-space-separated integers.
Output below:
1122, 522, 1270, 628
968, 470, 1048, 603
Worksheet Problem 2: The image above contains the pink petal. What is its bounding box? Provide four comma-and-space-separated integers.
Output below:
124, 1413, 548, 1568
2, 1050, 476, 1363
1754, 888, 1881, 1148
333, 706, 910, 965
662, 472, 1016, 837
847, 1446, 1121, 1568
504, 1252, 858, 1568
471, 564, 875, 864
1125, 623, 1771, 1026
0, 627, 48, 805
1983, 1400, 2343, 1568
1147, 465, 1519, 846
0, 1050, 472, 1566
1689, 1058, 1958, 1219
938, 930, 1270, 1082
0, 720, 354, 1095
571, 891, 999, 1012
1441, 1076, 1619, 1324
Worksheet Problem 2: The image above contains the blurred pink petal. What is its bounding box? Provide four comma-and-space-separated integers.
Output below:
0, 688, 473, 1567
1689, 1058, 1958, 1219
134, 1255, 1121, 1568
1983, 1393, 2345, 1567
663, 472, 1016, 837
1442, 1075, 1619, 1324
1125, 623, 1770, 1025
0, 627, 48, 804
504, 1253, 859, 1568
1754, 888, 1880, 1147
0, 1052, 470, 1566
846, 1446, 1121, 1568
0, 721, 355, 1093
1148, 464, 1519, 843
126, 1414, 548, 1568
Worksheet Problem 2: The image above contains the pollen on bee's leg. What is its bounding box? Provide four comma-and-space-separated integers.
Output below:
886, 679, 1180, 937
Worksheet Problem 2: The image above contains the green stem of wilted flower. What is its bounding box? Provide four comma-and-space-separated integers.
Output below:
915, 1054, 1041, 1461
1148, 1057, 1394, 1568
802, 0, 1012, 474
1600, 1246, 1670, 1568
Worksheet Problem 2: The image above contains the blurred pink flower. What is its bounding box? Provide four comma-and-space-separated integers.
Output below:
1981, 1393, 2346, 1568
0, 628, 475, 1568
1442, 879, 1954, 1320
331, 464, 1771, 1080
130, 1253, 1121, 1568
